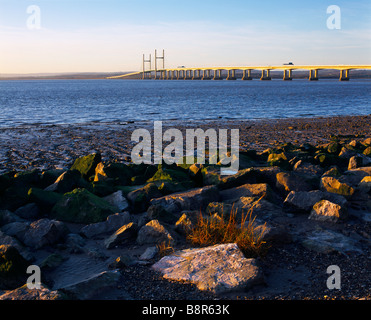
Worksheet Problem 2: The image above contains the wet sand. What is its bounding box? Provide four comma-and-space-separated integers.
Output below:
1, 114, 370, 174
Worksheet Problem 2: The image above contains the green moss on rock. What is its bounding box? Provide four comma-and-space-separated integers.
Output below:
51, 188, 118, 224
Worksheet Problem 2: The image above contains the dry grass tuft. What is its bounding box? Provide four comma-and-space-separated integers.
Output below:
186, 197, 269, 257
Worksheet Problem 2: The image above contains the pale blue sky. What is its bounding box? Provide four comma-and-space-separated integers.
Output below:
0, 0, 370, 73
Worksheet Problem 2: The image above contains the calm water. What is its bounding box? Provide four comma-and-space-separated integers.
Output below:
0, 79, 370, 127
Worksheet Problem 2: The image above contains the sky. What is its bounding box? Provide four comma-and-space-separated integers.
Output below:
0, 0, 370, 73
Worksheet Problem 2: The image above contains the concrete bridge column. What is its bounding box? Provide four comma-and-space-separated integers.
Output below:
260, 69, 271, 80
213, 69, 223, 80
309, 69, 319, 81
283, 69, 293, 80
202, 69, 211, 80
227, 69, 237, 80
193, 69, 202, 80
242, 69, 252, 80
339, 69, 350, 81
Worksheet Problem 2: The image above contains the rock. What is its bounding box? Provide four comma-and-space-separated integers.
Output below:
103, 191, 129, 212
149, 186, 219, 214
60, 270, 120, 300
147, 166, 190, 185
174, 211, 199, 235
146, 203, 176, 224
51, 188, 118, 224
0, 284, 63, 300
22, 219, 69, 249
232, 196, 282, 219
27, 188, 63, 212
105, 222, 138, 249
362, 138, 371, 146
70, 153, 101, 180
348, 155, 371, 170
127, 183, 162, 213
284, 190, 323, 212
44, 169, 90, 194
276, 172, 313, 195
0, 210, 24, 227
0, 245, 29, 290
308, 200, 348, 223
79, 212, 130, 239
218, 168, 257, 190
1, 221, 30, 240
0, 231, 32, 261
136, 220, 175, 245
220, 183, 280, 204
94, 162, 132, 185
363, 146, 371, 156
283, 190, 347, 212
152, 243, 264, 294
188, 163, 203, 186
139, 246, 159, 260
358, 176, 371, 194
14, 203, 40, 220
322, 166, 342, 177
302, 228, 363, 255
320, 176, 355, 198
293, 160, 324, 176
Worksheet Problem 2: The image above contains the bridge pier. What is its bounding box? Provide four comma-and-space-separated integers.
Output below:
192, 69, 202, 80
226, 69, 237, 80
184, 70, 192, 80
213, 69, 223, 80
202, 69, 211, 80
260, 69, 271, 80
242, 69, 252, 80
339, 69, 350, 81
283, 69, 292, 80
309, 69, 319, 81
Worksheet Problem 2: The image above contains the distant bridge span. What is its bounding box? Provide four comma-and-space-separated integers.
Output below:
108, 64, 371, 81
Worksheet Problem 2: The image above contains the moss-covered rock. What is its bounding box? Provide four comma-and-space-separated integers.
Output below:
28, 188, 63, 212
0, 245, 29, 290
94, 162, 132, 186
51, 188, 118, 224
46, 169, 90, 194
320, 176, 355, 198
70, 153, 101, 180
127, 183, 162, 213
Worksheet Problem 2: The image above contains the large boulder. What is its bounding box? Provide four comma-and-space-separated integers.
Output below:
44, 170, 90, 194
21, 219, 69, 249
105, 222, 138, 249
51, 188, 118, 224
283, 190, 347, 213
220, 183, 280, 204
70, 153, 101, 180
59, 270, 121, 300
276, 172, 314, 195
136, 220, 175, 245
320, 176, 355, 198
0, 245, 29, 289
0, 284, 63, 300
308, 200, 348, 223
152, 243, 264, 294
127, 183, 162, 213
79, 212, 130, 239
149, 186, 219, 214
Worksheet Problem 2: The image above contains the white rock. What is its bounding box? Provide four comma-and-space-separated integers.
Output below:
152, 243, 263, 294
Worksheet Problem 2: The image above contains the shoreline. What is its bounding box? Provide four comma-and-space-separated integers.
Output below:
1, 114, 370, 174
